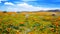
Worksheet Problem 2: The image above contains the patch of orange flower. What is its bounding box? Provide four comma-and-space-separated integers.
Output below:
20, 22, 25, 24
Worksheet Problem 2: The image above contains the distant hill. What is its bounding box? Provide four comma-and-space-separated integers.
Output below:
47, 9, 60, 12
0, 9, 60, 12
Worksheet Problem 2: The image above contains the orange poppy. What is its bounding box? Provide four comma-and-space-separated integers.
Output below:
56, 31, 58, 34
16, 30, 20, 34
28, 32, 34, 34
56, 28, 58, 31
7, 28, 11, 32
54, 22, 59, 26
20, 22, 25, 24
50, 28, 54, 32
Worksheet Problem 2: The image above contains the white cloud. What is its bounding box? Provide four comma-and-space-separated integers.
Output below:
0, 1, 1, 3
4, 2, 14, 5
5, 3, 41, 11
7, 7, 19, 12
16, 3, 39, 9
4, 2, 60, 11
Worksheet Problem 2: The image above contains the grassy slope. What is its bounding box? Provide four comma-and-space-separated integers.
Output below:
0, 12, 60, 34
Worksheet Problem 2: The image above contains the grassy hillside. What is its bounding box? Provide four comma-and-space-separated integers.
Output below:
0, 12, 60, 34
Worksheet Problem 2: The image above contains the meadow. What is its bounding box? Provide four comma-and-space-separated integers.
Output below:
0, 12, 60, 34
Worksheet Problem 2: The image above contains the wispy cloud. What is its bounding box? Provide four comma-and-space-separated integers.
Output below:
4, 2, 14, 5
0, 1, 1, 3
2, 2, 60, 11
4, 2, 41, 11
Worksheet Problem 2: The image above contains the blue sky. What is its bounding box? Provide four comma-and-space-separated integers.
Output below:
0, 0, 60, 11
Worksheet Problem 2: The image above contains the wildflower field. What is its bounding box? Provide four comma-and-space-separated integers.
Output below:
0, 12, 60, 34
